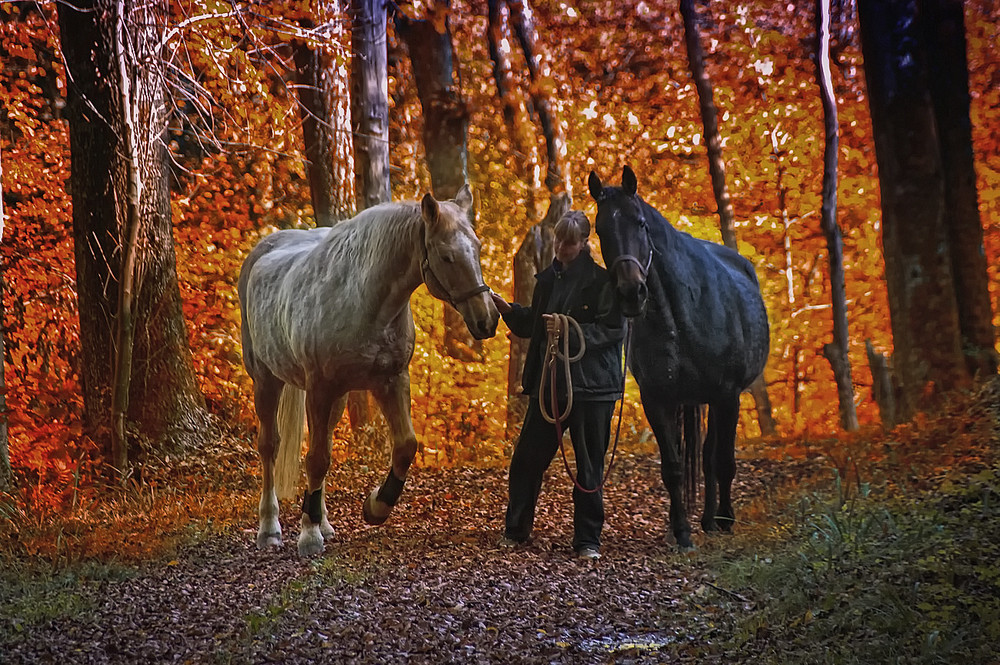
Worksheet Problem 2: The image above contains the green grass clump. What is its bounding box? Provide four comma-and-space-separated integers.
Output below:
712, 464, 1000, 665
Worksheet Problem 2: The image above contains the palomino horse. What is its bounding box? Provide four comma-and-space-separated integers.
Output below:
238, 186, 499, 556
588, 166, 769, 549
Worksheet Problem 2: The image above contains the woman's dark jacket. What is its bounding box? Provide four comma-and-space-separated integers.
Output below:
502, 251, 625, 401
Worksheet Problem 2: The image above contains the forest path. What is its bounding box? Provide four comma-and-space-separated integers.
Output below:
2, 454, 804, 664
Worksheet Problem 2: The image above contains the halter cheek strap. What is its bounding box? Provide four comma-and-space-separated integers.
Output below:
421, 257, 491, 306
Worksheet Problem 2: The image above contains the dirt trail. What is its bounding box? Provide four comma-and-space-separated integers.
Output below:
3, 455, 787, 664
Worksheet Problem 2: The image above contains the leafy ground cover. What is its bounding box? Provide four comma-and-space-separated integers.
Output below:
0, 378, 997, 664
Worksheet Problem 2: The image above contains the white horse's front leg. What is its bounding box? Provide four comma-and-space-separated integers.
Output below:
364, 372, 418, 525
298, 390, 346, 556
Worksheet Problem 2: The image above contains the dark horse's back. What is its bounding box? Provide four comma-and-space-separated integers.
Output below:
629, 207, 769, 405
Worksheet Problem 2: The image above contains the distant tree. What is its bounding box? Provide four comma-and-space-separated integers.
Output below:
679, 0, 777, 436
858, 0, 997, 420
486, 0, 570, 437
393, 2, 482, 362
57, 0, 211, 465
816, 0, 859, 431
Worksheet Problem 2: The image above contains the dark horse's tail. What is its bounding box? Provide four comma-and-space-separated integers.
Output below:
681, 405, 703, 512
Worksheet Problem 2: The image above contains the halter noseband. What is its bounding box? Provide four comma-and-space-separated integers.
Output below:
420, 256, 491, 307
610, 244, 653, 279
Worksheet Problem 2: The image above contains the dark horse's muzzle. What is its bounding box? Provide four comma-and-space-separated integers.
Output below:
611, 254, 650, 318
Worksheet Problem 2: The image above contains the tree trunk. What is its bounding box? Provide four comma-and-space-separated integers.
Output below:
58, 0, 211, 459
394, 4, 480, 362
679, 0, 777, 436
866, 339, 898, 429
293, 20, 338, 228
351, 0, 391, 209
348, 0, 393, 430
505, 193, 569, 440
816, 0, 859, 431
921, 0, 998, 377
858, 0, 970, 421
506, 0, 567, 194
487, 0, 539, 221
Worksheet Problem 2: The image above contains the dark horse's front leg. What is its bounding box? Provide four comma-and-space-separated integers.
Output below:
363, 372, 418, 525
643, 396, 695, 550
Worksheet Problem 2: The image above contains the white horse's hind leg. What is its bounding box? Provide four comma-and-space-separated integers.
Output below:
253, 375, 284, 549
364, 372, 418, 525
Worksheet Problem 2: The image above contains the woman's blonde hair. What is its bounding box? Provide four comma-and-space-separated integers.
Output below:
554, 210, 590, 244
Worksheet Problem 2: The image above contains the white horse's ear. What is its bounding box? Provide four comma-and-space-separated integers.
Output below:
454, 184, 473, 211
622, 165, 637, 196
588, 171, 604, 201
421, 193, 439, 224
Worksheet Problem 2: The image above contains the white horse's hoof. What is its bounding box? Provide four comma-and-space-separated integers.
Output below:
298, 525, 325, 557
362, 489, 391, 525
320, 519, 336, 539
256, 532, 282, 549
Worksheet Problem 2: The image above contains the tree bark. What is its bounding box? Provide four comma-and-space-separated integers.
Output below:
294, 21, 339, 228
348, 0, 392, 429
506, 0, 567, 194
866, 339, 898, 429
858, 0, 970, 421
351, 0, 391, 210
58, 0, 211, 458
816, 0, 859, 431
679, 0, 777, 436
920, 0, 998, 377
394, 3, 480, 361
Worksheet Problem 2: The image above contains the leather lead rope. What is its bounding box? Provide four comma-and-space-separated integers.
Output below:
544, 316, 631, 494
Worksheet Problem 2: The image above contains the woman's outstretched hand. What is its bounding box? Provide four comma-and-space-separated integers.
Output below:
491, 292, 513, 315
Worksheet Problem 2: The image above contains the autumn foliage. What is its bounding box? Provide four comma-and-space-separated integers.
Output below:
2, 0, 998, 515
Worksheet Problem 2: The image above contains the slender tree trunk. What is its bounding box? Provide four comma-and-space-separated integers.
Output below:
394, 3, 480, 361
858, 0, 970, 420
58, 0, 210, 459
816, 0, 859, 431
349, 0, 391, 428
506, 0, 567, 194
294, 18, 338, 228
351, 0, 390, 209
679, 0, 777, 436
109, 0, 144, 475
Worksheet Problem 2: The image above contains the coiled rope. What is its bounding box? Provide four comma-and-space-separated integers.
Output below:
540, 314, 629, 494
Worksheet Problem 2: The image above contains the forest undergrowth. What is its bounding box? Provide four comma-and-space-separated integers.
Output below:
0, 376, 997, 664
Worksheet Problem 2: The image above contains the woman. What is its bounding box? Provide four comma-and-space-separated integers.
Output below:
492, 210, 625, 559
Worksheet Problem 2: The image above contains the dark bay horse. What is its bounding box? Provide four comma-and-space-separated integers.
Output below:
588, 166, 769, 549
239, 186, 499, 556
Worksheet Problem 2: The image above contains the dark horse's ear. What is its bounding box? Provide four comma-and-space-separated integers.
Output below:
622, 165, 638, 196
587, 171, 604, 201
421, 193, 439, 225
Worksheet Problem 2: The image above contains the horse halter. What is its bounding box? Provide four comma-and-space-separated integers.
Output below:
609, 242, 653, 279
420, 254, 491, 306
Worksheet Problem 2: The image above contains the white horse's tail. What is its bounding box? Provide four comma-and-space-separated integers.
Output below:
275, 386, 305, 501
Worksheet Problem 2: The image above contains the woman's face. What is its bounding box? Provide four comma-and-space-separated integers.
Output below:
554, 233, 585, 265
